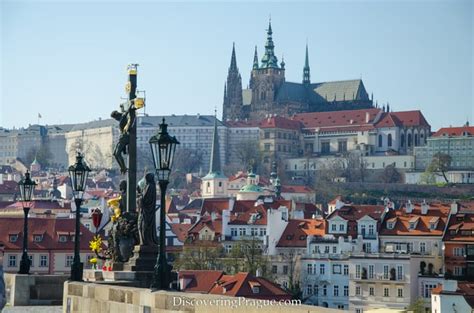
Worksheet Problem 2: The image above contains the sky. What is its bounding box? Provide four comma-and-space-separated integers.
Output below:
0, 0, 472, 130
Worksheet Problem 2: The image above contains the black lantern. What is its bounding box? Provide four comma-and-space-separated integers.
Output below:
149, 118, 180, 182
68, 152, 91, 281
68, 152, 91, 199
17, 170, 36, 274
149, 118, 179, 290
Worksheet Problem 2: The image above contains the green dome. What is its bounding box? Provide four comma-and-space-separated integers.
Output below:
239, 184, 263, 193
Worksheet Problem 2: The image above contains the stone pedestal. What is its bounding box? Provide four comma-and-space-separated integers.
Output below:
123, 245, 158, 272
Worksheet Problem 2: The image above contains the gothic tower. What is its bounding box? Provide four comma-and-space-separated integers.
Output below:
222, 43, 243, 121
303, 43, 311, 85
201, 113, 228, 199
249, 20, 285, 120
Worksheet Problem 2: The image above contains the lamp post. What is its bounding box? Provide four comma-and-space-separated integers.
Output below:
18, 170, 36, 274
68, 152, 91, 281
149, 118, 179, 290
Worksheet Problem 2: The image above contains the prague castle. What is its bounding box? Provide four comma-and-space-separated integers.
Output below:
222, 21, 374, 121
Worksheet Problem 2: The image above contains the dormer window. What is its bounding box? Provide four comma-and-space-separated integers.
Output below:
430, 223, 436, 230
387, 222, 394, 229
300, 235, 307, 240
59, 235, 67, 242
286, 235, 293, 240
409, 222, 416, 230
331, 224, 336, 231
9, 234, 18, 242
33, 235, 43, 242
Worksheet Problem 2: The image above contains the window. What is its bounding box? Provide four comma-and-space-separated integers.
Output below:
40, 255, 48, 267
368, 224, 375, 235
454, 266, 464, 276
264, 131, 270, 139
66, 255, 74, 267
454, 247, 465, 256
369, 265, 374, 279
29, 255, 34, 267
307, 264, 313, 274
331, 224, 336, 231
383, 287, 389, 297
388, 134, 392, 147
264, 143, 271, 151
424, 283, 438, 298
338, 140, 347, 152
283, 265, 288, 275
397, 288, 403, 298
322, 285, 327, 296
272, 265, 277, 274
9, 234, 18, 243
420, 242, 426, 253
397, 266, 403, 280
369, 286, 375, 296
339, 224, 344, 231
59, 235, 68, 243
231, 228, 237, 236
378, 134, 383, 147
321, 142, 330, 154
307, 284, 313, 295
408, 134, 412, 147
356, 309, 362, 313
239, 228, 246, 236
333, 285, 339, 297
314, 285, 319, 296
332, 246, 337, 253
344, 285, 349, 296
8, 255, 17, 267
33, 235, 43, 242
355, 286, 361, 296
259, 228, 266, 236
337, 305, 344, 309
320, 264, 325, 275
343, 265, 349, 275
383, 265, 389, 279
356, 265, 361, 279
333, 264, 341, 274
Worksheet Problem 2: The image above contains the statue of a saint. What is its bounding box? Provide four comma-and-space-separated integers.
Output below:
137, 173, 158, 246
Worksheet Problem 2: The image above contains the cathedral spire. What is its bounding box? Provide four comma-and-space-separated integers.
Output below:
209, 110, 221, 174
303, 43, 311, 85
261, 19, 279, 68
253, 46, 259, 70
229, 42, 238, 72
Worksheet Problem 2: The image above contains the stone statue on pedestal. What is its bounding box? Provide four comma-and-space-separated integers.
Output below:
137, 173, 158, 246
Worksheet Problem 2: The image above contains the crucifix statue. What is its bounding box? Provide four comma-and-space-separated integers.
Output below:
111, 64, 145, 213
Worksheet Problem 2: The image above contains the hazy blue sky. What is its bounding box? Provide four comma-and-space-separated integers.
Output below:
1, 0, 472, 130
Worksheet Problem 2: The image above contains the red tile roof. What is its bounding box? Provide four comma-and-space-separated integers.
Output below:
0, 217, 95, 251
277, 218, 326, 247
327, 204, 384, 237
281, 185, 314, 193
433, 126, 474, 137
0, 181, 18, 194
178, 270, 224, 293
209, 272, 291, 300
170, 223, 193, 243
443, 207, 474, 242
293, 108, 380, 129
380, 202, 450, 237
259, 116, 302, 130
5, 200, 71, 211
188, 215, 223, 237
387, 110, 430, 127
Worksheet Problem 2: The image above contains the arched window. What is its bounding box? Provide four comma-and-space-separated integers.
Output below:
415, 134, 419, 146
407, 134, 412, 147
378, 134, 383, 147
388, 134, 392, 147
401, 134, 405, 147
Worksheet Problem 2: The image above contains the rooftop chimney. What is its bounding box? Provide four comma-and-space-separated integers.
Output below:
451, 201, 458, 214
421, 200, 429, 215
365, 112, 370, 123
406, 200, 414, 214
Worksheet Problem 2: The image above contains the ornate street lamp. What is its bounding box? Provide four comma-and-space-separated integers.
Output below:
68, 152, 91, 281
18, 170, 36, 274
149, 118, 179, 290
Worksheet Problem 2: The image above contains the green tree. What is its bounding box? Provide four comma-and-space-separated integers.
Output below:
174, 244, 224, 271
407, 297, 426, 313
381, 163, 402, 183
225, 237, 271, 278
426, 152, 452, 183
25, 142, 52, 168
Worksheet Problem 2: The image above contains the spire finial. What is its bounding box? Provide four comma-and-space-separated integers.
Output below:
253, 45, 259, 70
303, 42, 311, 85
209, 111, 221, 174
261, 18, 278, 68
229, 42, 238, 72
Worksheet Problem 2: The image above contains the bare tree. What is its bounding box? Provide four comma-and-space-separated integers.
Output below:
426, 152, 452, 183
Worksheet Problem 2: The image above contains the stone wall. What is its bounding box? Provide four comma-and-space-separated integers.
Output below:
5, 273, 68, 306
64, 281, 344, 313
